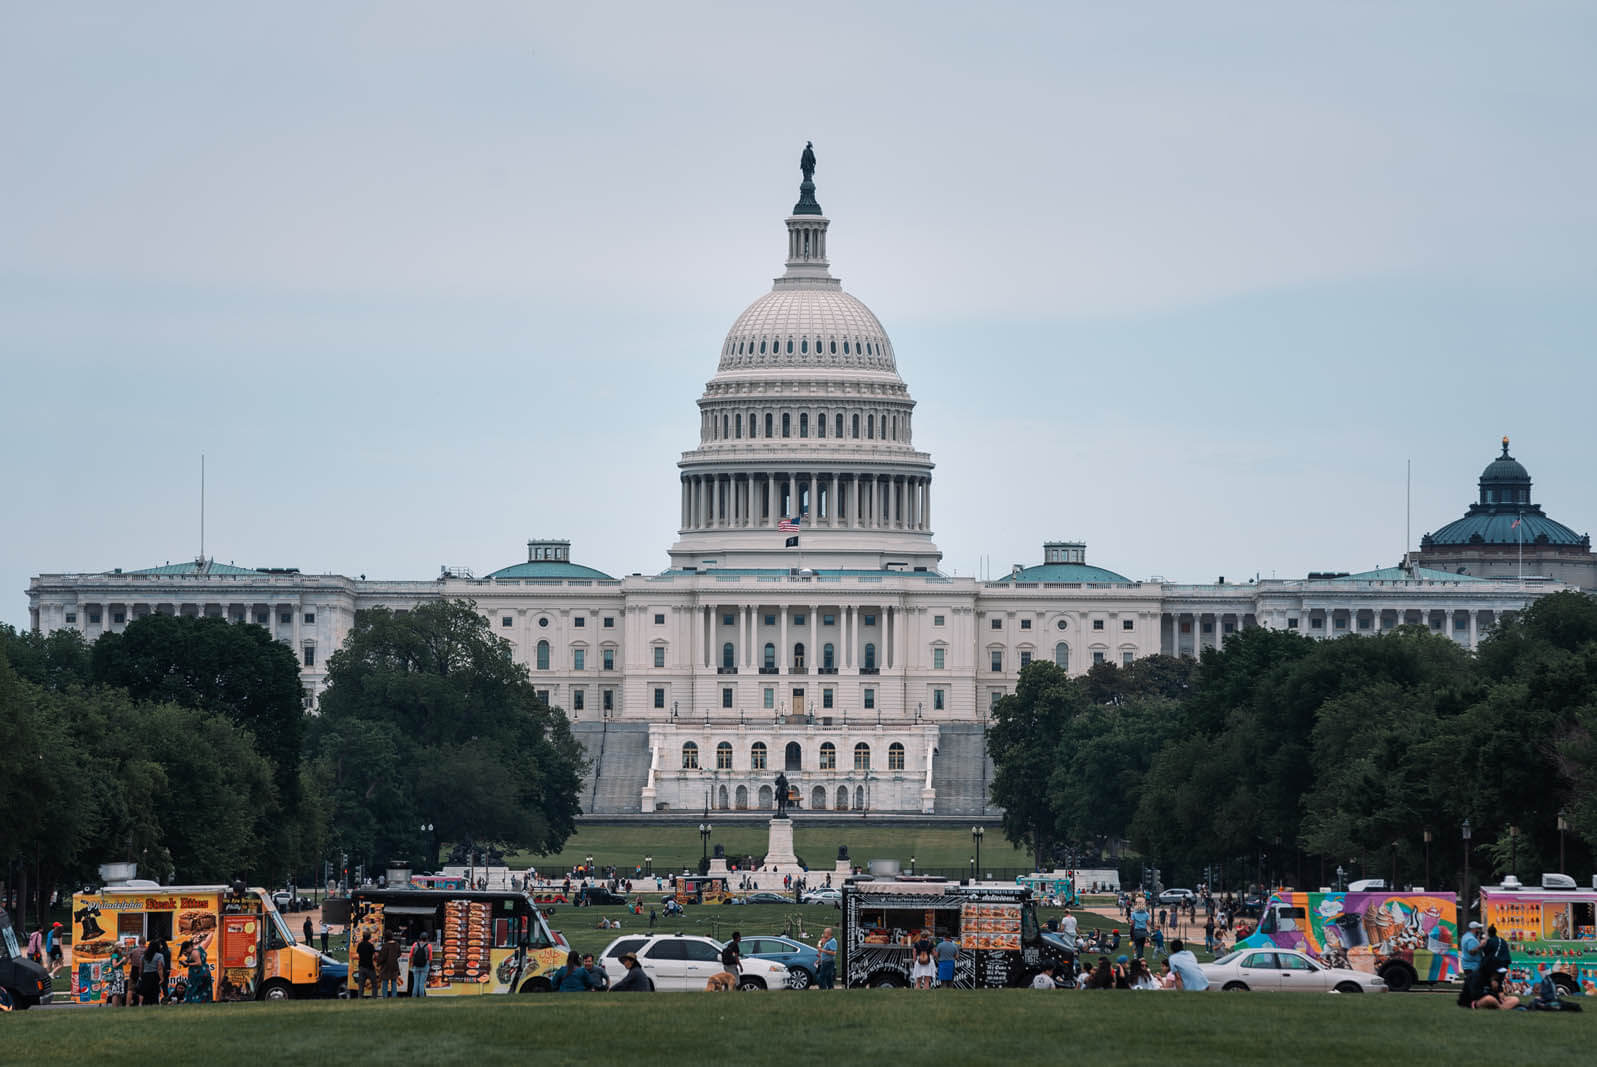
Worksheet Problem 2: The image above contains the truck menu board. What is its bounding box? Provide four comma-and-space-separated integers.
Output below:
441, 899, 491, 985
959, 903, 1021, 951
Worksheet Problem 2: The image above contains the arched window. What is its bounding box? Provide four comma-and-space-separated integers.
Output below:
736, 785, 749, 810
854, 742, 871, 770
681, 742, 699, 769
758, 785, 773, 810
1054, 642, 1069, 669
785, 741, 802, 770
823, 643, 835, 670
793, 642, 806, 669
835, 413, 843, 437
868, 413, 875, 438
716, 742, 733, 770
864, 643, 876, 670
892, 415, 898, 440
888, 742, 906, 770
855, 785, 866, 809
749, 411, 757, 436
800, 413, 808, 437
801, 338, 808, 353
717, 784, 729, 809
759, 339, 766, 354
735, 414, 742, 438
764, 643, 776, 669
722, 642, 735, 669
836, 787, 849, 810
782, 413, 790, 437
811, 786, 826, 810
722, 414, 729, 438
751, 742, 767, 770
843, 341, 850, 354
819, 741, 836, 769
536, 640, 550, 671
852, 414, 859, 438
786, 339, 794, 354
830, 339, 837, 354
817, 412, 826, 438
765, 413, 773, 437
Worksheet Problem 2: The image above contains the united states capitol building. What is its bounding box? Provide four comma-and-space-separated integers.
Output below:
27, 151, 1588, 818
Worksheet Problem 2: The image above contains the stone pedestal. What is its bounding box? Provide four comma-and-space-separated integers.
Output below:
763, 816, 801, 872
708, 856, 729, 876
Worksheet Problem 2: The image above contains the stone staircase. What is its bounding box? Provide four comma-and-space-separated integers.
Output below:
930, 723, 995, 816
571, 721, 653, 815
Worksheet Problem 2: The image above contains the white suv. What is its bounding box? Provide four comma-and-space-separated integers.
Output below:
596, 934, 791, 991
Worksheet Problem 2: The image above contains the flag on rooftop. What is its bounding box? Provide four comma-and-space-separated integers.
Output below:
785, 536, 799, 548
778, 516, 800, 532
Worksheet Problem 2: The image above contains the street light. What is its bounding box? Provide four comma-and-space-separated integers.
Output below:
699, 817, 713, 871
910, 856, 916, 876
1335, 865, 1346, 892
969, 856, 975, 883
1423, 828, 1432, 888
1462, 818, 1473, 929
1558, 810, 1569, 874
972, 825, 985, 879
585, 854, 594, 879
1508, 825, 1518, 880
645, 854, 653, 877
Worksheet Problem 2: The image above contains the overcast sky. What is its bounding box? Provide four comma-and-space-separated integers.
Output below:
4, 1, 1594, 626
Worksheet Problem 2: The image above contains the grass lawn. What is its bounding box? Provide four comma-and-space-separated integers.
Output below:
15, 987, 1590, 1065
505, 822, 1035, 875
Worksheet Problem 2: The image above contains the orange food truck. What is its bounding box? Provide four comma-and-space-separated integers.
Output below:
70, 881, 322, 1002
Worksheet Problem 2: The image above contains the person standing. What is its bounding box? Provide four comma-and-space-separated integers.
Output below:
319, 919, 329, 955
1129, 901, 1150, 960
302, 916, 313, 946
353, 931, 378, 998
816, 927, 837, 989
1460, 921, 1483, 987
103, 945, 128, 1006
911, 931, 937, 989
26, 926, 43, 965
377, 933, 401, 998
935, 933, 959, 987
1166, 939, 1210, 991
408, 937, 432, 997
137, 938, 168, 1006
46, 922, 64, 972
126, 939, 145, 1005
1204, 914, 1216, 954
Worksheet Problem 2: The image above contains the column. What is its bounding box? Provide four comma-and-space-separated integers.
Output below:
923, 477, 931, 530
779, 608, 788, 673
1468, 609, 1478, 649
844, 606, 854, 668
743, 606, 754, 668
810, 605, 818, 671
850, 475, 860, 529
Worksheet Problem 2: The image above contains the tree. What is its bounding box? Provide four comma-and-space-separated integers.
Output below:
307, 600, 587, 870
987, 661, 1085, 869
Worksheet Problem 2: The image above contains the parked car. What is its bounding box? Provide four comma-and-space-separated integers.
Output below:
800, 888, 841, 906
1156, 888, 1196, 906
312, 952, 350, 998
741, 892, 796, 905
574, 886, 628, 906
1200, 947, 1387, 993
737, 934, 821, 988
596, 933, 791, 991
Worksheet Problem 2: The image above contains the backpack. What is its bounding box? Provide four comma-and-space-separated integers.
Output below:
721, 944, 739, 968
412, 942, 430, 968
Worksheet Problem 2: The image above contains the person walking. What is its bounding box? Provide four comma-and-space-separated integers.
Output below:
26, 926, 43, 965
1129, 900, 1150, 960
353, 931, 378, 998
46, 922, 64, 972
816, 927, 837, 989
408, 937, 432, 997
377, 933, 401, 998
720, 932, 743, 979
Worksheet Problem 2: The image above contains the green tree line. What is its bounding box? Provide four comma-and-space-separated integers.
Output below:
1, 600, 585, 931
988, 591, 1597, 893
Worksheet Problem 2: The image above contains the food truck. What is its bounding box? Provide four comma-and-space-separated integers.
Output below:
669, 875, 732, 906
70, 882, 322, 1001
840, 878, 1059, 988
323, 887, 567, 995
1016, 872, 1079, 906
1233, 888, 1459, 991
1479, 877, 1597, 995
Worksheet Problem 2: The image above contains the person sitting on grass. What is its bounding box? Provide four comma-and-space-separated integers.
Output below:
1472, 968, 1520, 1010
1030, 962, 1060, 989
552, 951, 599, 992
610, 953, 653, 992
1088, 956, 1114, 989
1130, 958, 1159, 990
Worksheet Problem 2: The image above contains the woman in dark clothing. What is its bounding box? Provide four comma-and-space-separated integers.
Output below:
552, 951, 597, 991
610, 953, 653, 992
1089, 956, 1114, 990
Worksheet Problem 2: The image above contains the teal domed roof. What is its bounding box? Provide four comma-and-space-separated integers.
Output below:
1421, 438, 1590, 550
486, 540, 614, 580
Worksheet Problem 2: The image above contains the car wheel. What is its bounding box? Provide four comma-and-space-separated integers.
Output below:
870, 971, 909, 989
519, 977, 553, 993
1334, 981, 1364, 994
1551, 973, 1578, 996
1222, 981, 1249, 992
261, 979, 293, 1001
1377, 963, 1415, 993
736, 977, 767, 991
786, 966, 813, 990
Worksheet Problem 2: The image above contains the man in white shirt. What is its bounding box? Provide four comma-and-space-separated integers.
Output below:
1030, 962, 1059, 989
1166, 939, 1209, 991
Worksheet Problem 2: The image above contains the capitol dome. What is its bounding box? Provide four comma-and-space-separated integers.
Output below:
718, 289, 898, 374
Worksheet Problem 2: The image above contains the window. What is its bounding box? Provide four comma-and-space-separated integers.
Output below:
1201, 621, 1214, 634
722, 613, 735, 626
835, 413, 843, 437
113, 612, 125, 624
751, 742, 767, 769
764, 613, 776, 626
653, 646, 666, 668
574, 616, 585, 628
764, 643, 776, 669
502, 616, 513, 627
1310, 617, 1323, 629
854, 743, 871, 770
279, 611, 292, 624
1092, 619, 1104, 631
793, 613, 806, 626
1056, 619, 1067, 630
538, 689, 550, 705
888, 742, 905, 770
539, 617, 550, 627
572, 689, 585, 711
863, 688, 875, 710
991, 650, 1003, 672
88, 610, 101, 624
681, 742, 699, 769
864, 643, 876, 670
722, 643, 735, 669
818, 742, 837, 769
302, 645, 316, 667
653, 687, 666, 709
868, 414, 874, 438
763, 688, 774, 709
817, 413, 825, 437
603, 689, 614, 712
765, 413, 773, 437
1019, 650, 1032, 669
300, 612, 314, 625
934, 615, 945, 626
863, 613, 876, 626
933, 689, 945, 711
1054, 643, 1069, 669
793, 642, 806, 669
1123, 619, 1134, 631
782, 413, 790, 437
822, 643, 835, 669
573, 649, 586, 671
1020, 618, 1032, 630
536, 641, 550, 670
852, 413, 859, 438
654, 613, 665, 625
822, 688, 834, 708
1092, 651, 1105, 665
991, 618, 1002, 630
822, 614, 835, 625
603, 648, 615, 670
799, 413, 808, 437
1288, 618, 1300, 630
991, 691, 1003, 709
1123, 652, 1134, 666
716, 742, 733, 770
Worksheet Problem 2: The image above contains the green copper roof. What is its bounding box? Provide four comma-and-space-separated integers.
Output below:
486, 560, 615, 580
1319, 567, 1487, 583
994, 563, 1134, 584
127, 560, 265, 576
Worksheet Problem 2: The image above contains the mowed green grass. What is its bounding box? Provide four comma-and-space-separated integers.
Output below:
15, 989, 1590, 1065
507, 822, 1034, 874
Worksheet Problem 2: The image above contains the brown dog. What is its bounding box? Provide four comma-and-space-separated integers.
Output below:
704, 971, 737, 991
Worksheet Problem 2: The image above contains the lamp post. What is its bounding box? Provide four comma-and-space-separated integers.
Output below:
699, 816, 713, 872
1461, 818, 1472, 929
585, 854, 594, 880
1558, 810, 1569, 873
1508, 825, 1518, 880
972, 825, 985, 879
969, 856, 975, 883
910, 855, 916, 876
1335, 865, 1346, 892
1390, 841, 1398, 890
645, 854, 653, 878
1423, 828, 1432, 889
420, 822, 434, 871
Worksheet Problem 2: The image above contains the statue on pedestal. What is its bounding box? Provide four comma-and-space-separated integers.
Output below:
774, 772, 790, 818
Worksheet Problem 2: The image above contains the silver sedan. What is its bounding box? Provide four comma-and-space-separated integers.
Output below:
1200, 948, 1388, 993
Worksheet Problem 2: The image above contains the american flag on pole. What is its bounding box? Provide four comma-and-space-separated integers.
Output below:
1511, 516, 1522, 529
778, 515, 801, 533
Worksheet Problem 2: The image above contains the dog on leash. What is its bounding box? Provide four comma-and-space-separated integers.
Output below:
704, 971, 738, 991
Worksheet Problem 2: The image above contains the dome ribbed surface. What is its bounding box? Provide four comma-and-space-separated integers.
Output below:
1425, 513, 1586, 547
1480, 456, 1530, 483
718, 288, 897, 373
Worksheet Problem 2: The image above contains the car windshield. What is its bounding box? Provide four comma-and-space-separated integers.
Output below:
1211, 950, 1246, 966
0, 908, 18, 959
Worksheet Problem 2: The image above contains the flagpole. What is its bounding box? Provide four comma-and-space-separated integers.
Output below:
1518, 511, 1523, 582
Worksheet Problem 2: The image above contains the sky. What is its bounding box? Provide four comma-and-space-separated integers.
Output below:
3, 1, 1594, 626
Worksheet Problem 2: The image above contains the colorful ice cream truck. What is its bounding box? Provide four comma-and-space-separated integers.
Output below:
1016, 873, 1079, 907
1234, 889, 1459, 992
324, 887, 567, 995
70, 882, 322, 1001
1480, 878, 1597, 996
